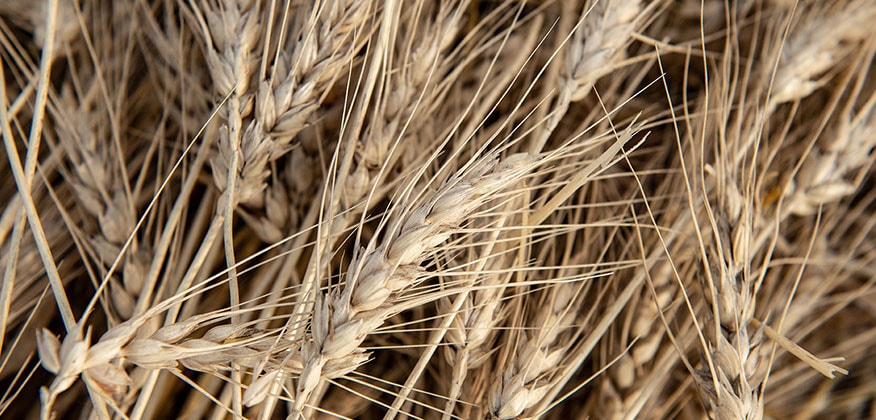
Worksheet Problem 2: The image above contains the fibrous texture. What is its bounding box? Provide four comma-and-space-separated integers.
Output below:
1, 1, 875, 419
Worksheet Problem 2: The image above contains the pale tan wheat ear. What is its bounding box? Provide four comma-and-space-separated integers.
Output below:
0, 0, 85, 354
527, 0, 659, 154
484, 246, 604, 419
49, 2, 156, 323
769, 1, 876, 107
292, 152, 536, 414
586, 156, 691, 419
439, 242, 515, 419
674, 7, 853, 418
339, 1, 466, 215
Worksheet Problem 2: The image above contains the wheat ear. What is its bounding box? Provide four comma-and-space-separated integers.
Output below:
529, 0, 651, 153
770, 1, 876, 106
292, 153, 534, 414
786, 95, 876, 216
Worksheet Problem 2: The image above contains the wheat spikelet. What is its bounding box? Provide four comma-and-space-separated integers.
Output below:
342, 1, 463, 210
52, 48, 149, 322
487, 280, 585, 420
201, 0, 264, 207
440, 256, 509, 419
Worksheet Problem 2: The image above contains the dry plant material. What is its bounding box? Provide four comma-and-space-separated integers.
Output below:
1, 1, 874, 419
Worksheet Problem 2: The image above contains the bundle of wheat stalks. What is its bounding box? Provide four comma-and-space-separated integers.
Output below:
1, 0, 874, 418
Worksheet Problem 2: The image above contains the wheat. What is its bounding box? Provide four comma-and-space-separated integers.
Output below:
342, 1, 463, 210
441, 257, 508, 419
4, 1, 876, 419
787, 100, 876, 216
53, 57, 147, 321
770, 1, 876, 106
209, 0, 372, 213
529, 0, 653, 153
487, 280, 584, 420
677, 7, 862, 413
294, 153, 533, 413
201, 0, 263, 207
